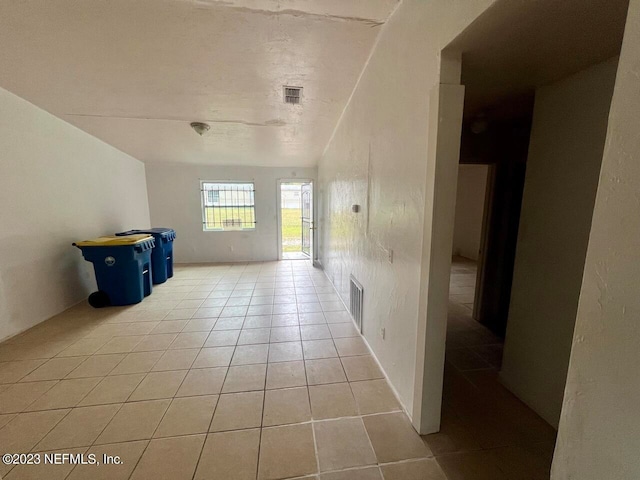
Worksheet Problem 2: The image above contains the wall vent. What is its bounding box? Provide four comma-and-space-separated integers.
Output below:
350, 275, 364, 333
283, 86, 302, 104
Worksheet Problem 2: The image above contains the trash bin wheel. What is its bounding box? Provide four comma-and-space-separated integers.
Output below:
88, 291, 111, 308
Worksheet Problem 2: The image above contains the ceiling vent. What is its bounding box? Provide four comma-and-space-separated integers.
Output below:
283, 86, 302, 105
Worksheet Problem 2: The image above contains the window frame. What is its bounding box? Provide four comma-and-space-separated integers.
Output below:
200, 180, 256, 232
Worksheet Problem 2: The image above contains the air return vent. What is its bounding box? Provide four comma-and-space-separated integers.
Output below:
283, 86, 302, 104
350, 275, 364, 333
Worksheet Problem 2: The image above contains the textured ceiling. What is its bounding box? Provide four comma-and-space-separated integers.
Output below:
0, 0, 400, 166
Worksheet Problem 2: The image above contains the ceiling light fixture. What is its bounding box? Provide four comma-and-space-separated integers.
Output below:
190, 122, 210, 136
470, 113, 489, 134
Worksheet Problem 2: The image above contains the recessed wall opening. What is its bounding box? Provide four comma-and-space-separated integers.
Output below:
443, 97, 536, 433
417, 0, 630, 464
278, 180, 313, 261
450, 163, 490, 321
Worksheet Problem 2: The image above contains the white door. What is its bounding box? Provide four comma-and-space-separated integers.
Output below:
301, 183, 313, 260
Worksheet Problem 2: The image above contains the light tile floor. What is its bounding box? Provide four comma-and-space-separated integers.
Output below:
0, 259, 556, 479
0, 261, 437, 480
427, 257, 557, 479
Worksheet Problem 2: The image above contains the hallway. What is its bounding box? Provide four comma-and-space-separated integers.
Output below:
0, 261, 440, 480
423, 258, 557, 479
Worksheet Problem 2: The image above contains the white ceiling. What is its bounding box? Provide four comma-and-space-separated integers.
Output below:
0, 0, 399, 167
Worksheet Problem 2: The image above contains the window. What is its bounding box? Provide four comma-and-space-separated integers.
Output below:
201, 182, 256, 231
206, 190, 219, 206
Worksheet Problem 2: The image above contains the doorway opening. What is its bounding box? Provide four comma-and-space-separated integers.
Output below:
278, 180, 313, 261
450, 163, 490, 322
414, 0, 629, 453
421, 0, 629, 464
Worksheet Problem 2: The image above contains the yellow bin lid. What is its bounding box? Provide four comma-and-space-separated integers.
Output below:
74, 234, 153, 247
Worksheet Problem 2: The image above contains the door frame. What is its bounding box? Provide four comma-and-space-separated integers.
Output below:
412, 51, 466, 435
301, 183, 313, 258
473, 163, 496, 320
276, 179, 316, 262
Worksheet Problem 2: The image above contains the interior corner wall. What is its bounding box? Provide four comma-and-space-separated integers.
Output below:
316, 0, 496, 418
553, 1, 640, 477
500, 56, 619, 428
0, 87, 150, 342
145, 163, 317, 263
452, 164, 489, 261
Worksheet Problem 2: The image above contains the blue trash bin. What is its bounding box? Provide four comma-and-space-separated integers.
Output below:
73, 235, 155, 307
116, 228, 176, 284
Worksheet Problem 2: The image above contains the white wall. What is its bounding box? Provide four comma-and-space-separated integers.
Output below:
317, 0, 496, 423
146, 164, 316, 263
553, 1, 640, 477
500, 57, 619, 428
0, 87, 150, 341
452, 164, 488, 261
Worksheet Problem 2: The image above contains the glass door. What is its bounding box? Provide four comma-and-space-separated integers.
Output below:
301, 183, 312, 258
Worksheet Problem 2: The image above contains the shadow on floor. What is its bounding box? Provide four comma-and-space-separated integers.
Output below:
422, 257, 557, 479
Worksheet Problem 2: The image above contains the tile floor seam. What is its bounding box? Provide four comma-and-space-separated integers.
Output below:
360, 415, 381, 473
300, 317, 320, 480
123, 369, 184, 404
80, 401, 129, 446
189, 426, 215, 480
70, 351, 127, 379
34, 401, 129, 477
37, 375, 115, 413
254, 373, 269, 480
2, 406, 73, 477
100, 363, 192, 478
134, 392, 204, 480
